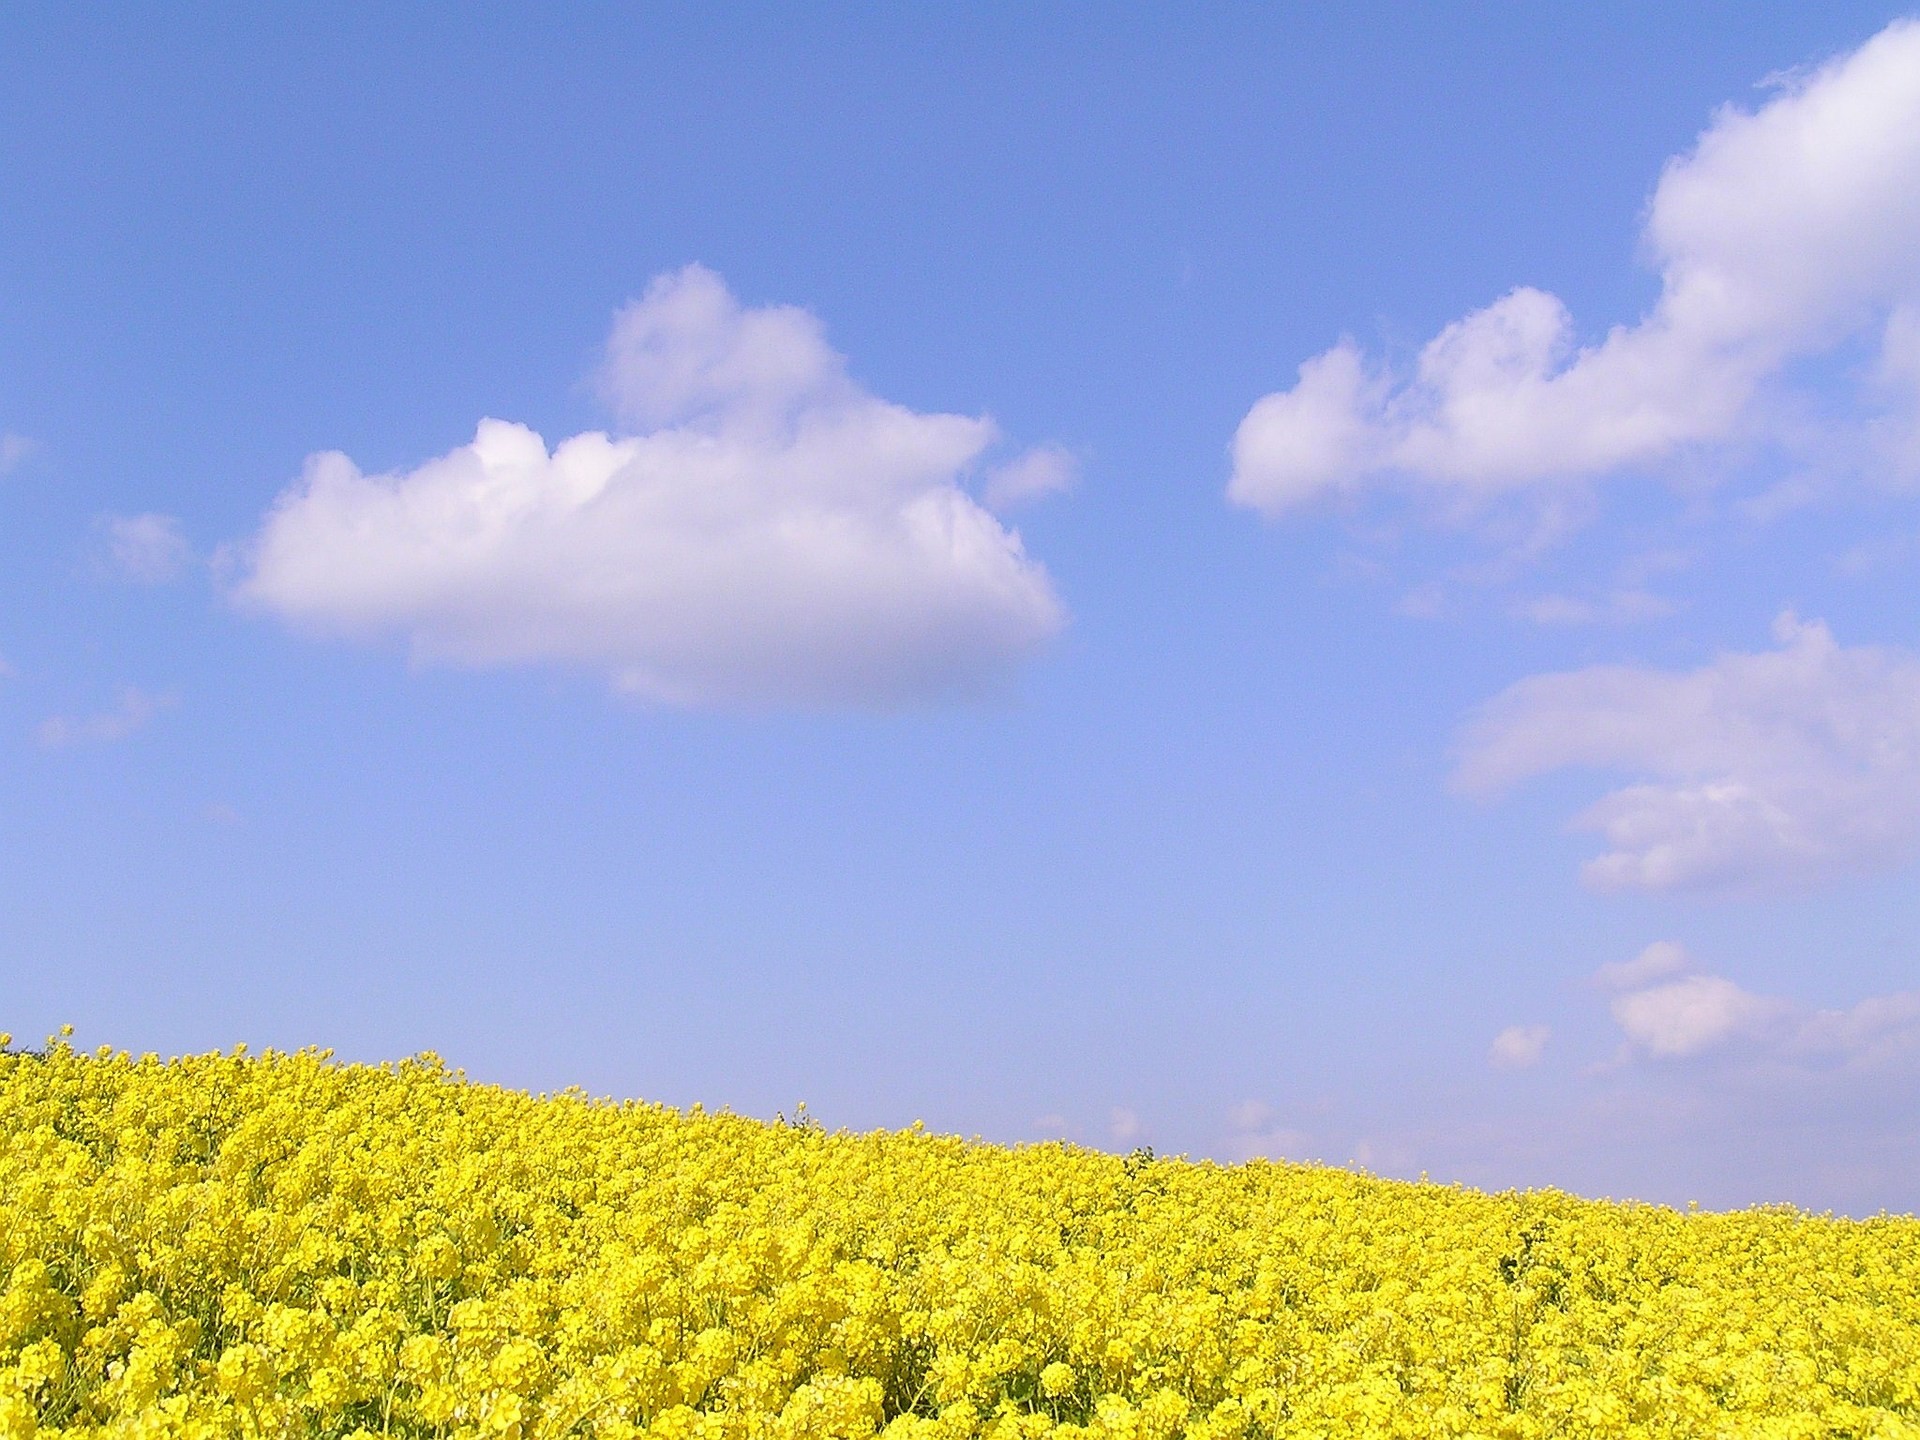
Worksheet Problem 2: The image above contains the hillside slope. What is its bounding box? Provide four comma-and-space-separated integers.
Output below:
2, 1041, 1917, 1437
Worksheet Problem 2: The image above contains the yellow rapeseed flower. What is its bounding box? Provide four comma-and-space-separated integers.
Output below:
1, 1040, 1917, 1437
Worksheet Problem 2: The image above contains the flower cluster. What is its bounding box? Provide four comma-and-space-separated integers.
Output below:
2, 1038, 1917, 1438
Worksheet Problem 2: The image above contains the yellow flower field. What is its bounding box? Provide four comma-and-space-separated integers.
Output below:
2, 1038, 1917, 1439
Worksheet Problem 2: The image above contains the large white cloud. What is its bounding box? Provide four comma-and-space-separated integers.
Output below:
1230, 19, 1920, 514
1454, 615, 1920, 892
234, 266, 1065, 707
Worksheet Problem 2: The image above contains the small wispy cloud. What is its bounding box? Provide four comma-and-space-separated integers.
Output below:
37, 687, 177, 748
1222, 1100, 1312, 1162
983, 443, 1079, 512
95, 513, 192, 585
0, 434, 31, 475
1592, 940, 1691, 993
1489, 1024, 1551, 1069
1835, 528, 1920, 576
1513, 590, 1675, 627
1455, 614, 1920, 893
1031, 1112, 1072, 1141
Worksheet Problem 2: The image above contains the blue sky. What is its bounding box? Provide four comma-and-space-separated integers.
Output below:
5, 4, 1920, 1213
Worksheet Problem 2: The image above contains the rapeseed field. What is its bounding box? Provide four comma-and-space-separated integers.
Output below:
2, 1038, 1917, 1439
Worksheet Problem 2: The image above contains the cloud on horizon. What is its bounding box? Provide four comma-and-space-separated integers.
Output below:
1454, 614, 1920, 893
1222, 1100, 1313, 1163
1596, 942, 1920, 1066
1229, 18, 1920, 520
233, 265, 1065, 708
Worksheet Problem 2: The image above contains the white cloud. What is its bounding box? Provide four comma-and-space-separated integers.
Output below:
234, 265, 1065, 708
1611, 975, 1786, 1058
1108, 1107, 1144, 1145
1230, 19, 1920, 515
1596, 945, 1920, 1067
1513, 590, 1675, 627
1794, 990, 1920, 1065
96, 513, 191, 585
1489, 1024, 1551, 1069
36, 687, 176, 748
1835, 526, 1920, 575
1222, 1100, 1312, 1162
1224, 1099, 1273, 1132
1592, 940, 1691, 992
983, 444, 1078, 511
1873, 301, 1920, 481
1516, 550, 1693, 627
1229, 344, 1380, 512
1455, 615, 1920, 892
0, 434, 30, 475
